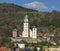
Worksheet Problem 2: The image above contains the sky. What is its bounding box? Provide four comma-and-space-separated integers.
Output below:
0, 0, 60, 12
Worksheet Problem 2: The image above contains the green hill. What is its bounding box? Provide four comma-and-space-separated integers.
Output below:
0, 3, 60, 37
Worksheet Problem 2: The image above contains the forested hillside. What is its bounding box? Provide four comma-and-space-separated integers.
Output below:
0, 3, 60, 37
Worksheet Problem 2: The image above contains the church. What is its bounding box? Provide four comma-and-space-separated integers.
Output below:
12, 15, 38, 43
22, 15, 37, 39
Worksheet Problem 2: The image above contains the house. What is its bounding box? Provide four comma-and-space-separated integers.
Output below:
45, 46, 60, 51
0, 47, 11, 51
17, 40, 27, 49
42, 33, 51, 42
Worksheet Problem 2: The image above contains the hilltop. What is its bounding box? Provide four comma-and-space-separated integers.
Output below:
0, 3, 37, 12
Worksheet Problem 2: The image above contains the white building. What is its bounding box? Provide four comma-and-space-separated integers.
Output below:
29, 29, 33, 38
32, 26, 37, 39
22, 15, 29, 37
18, 40, 27, 49
12, 14, 37, 41
22, 15, 37, 39
45, 46, 60, 51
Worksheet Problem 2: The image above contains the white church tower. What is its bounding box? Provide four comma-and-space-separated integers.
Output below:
32, 26, 37, 39
22, 15, 29, 37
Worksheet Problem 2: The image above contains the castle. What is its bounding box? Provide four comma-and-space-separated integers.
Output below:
12, 15, 38, 43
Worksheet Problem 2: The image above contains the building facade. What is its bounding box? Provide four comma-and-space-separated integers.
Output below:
22, 15, 29, 37
45, 46, 60, 51
22, 15, 37, 39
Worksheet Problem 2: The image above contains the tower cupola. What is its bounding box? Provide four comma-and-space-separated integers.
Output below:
24, 15, 28, 23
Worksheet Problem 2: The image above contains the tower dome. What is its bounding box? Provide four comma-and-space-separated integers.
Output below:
24, 14, 28, 19
24, 14, 28, 23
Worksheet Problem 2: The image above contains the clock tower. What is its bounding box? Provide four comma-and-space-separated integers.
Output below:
22, 15, 29, 37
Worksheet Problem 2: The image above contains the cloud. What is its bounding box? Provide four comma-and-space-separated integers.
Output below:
23, 1, 48, 10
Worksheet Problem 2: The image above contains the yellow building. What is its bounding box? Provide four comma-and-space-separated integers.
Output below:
45, 46, 60, 51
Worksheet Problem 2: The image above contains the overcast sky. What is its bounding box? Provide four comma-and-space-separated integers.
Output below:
0, 0, 60, 12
